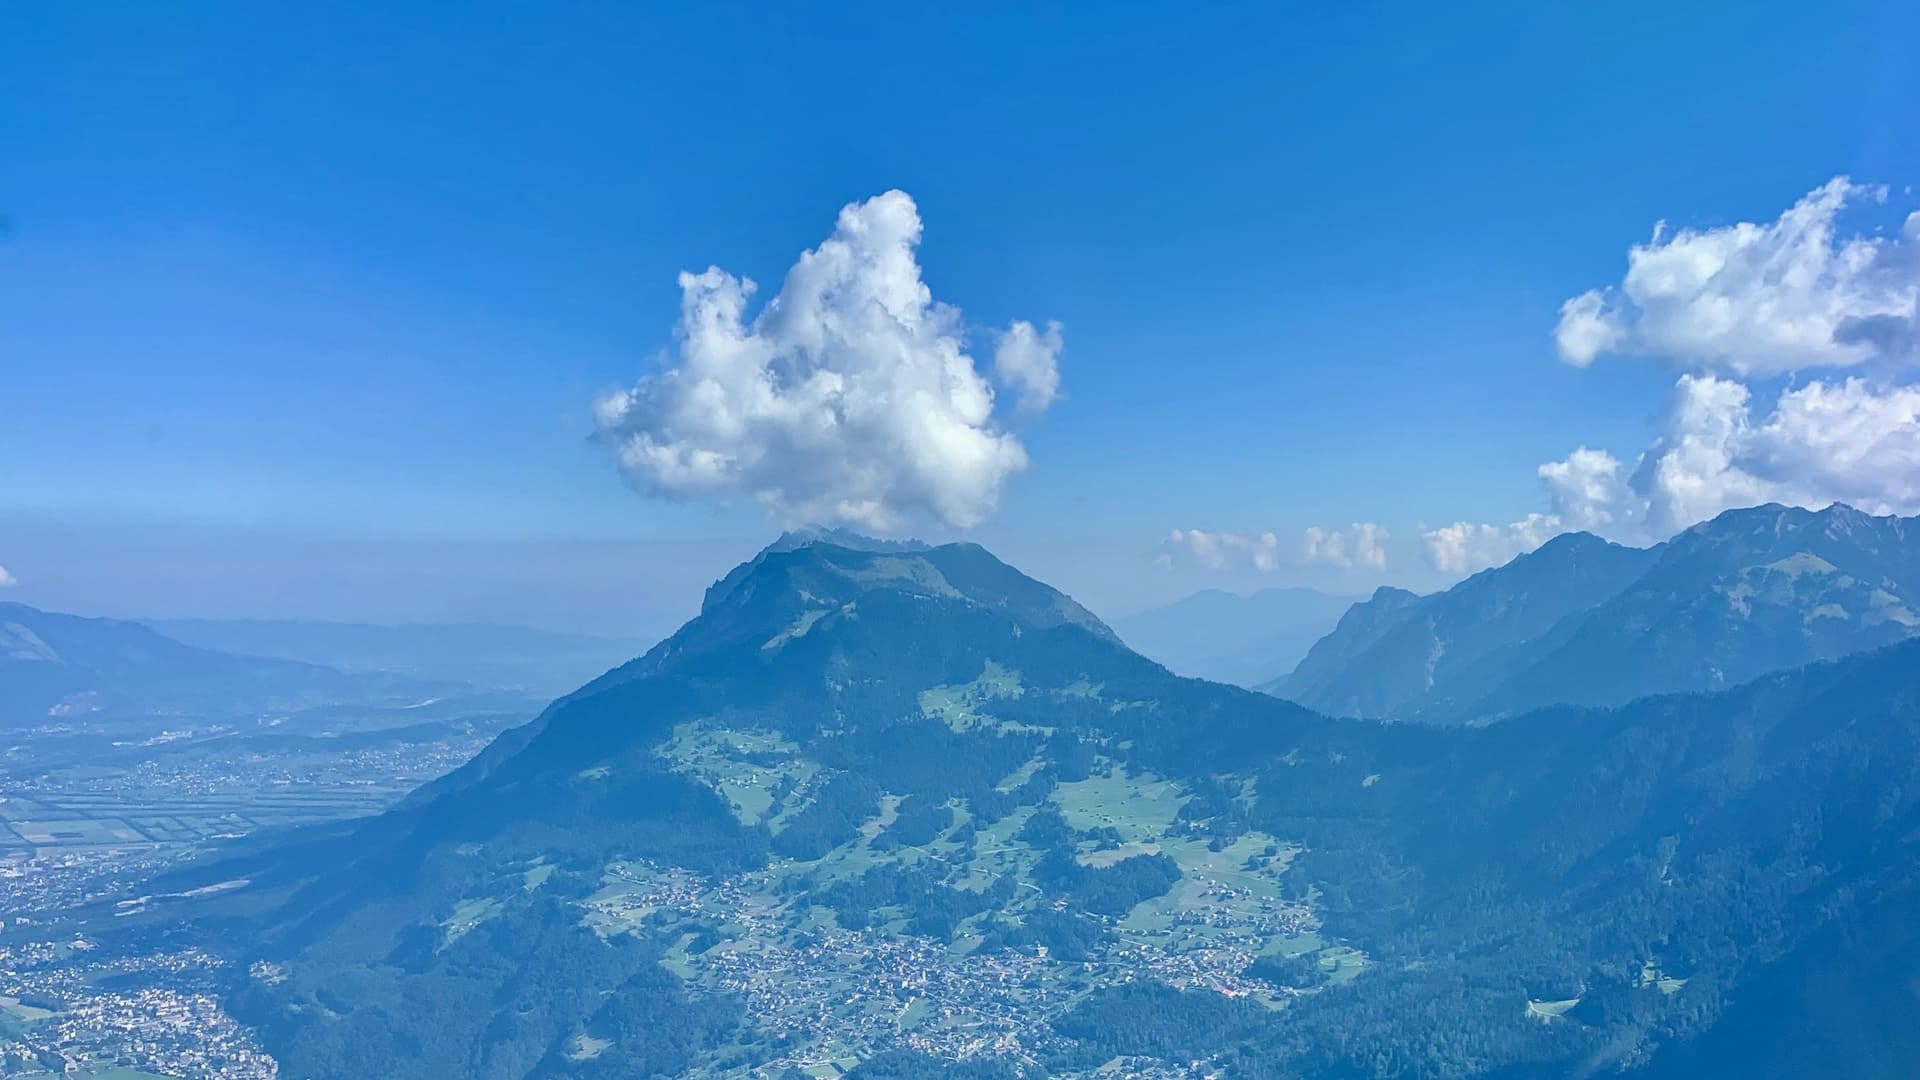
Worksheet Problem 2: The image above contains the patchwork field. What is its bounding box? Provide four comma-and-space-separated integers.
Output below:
1, 786, 401, 851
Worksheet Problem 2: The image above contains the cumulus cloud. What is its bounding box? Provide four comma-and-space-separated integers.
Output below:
993, 320, 1064, 412
1538, 447, 1634, 534
1428, 373, 1920, 574
1554, 177, 1920, 375
1302, 523, 1389, 571
1421, 515, 1559, 575
594, 190, 1063, 532
1424, 178, 1920, 577
1161, 529, 1281, 573
1558, 374, 1920, 536
0, 564, 13, 588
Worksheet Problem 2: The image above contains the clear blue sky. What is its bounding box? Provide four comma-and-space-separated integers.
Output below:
3, 1, 1917, 635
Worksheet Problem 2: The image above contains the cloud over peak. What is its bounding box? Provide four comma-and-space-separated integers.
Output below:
1423, 372, 1920, 575
1421, 515, 1558, 576
594, 190, 1063, 532
1554, 176, 1920, 375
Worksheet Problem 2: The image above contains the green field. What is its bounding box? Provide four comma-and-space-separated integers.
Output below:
1, 995, 57, 1021
919, 662, 1046, 733
8, 818, 147, 845
3, 778, 407, 853
1052, 767, 1188, 842
663, 723, 818, 828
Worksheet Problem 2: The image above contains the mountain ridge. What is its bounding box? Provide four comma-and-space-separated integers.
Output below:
0, 601, 459, 728
1271, 502, 1920, 723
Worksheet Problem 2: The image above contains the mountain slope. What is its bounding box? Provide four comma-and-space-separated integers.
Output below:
1471, 503, 1920, 716
111, 536, 1920, 1078
1272, 532, 1656, 717
0, 602, 453, 728
1112, 586, 1357, 687
1271, 503, 1920, 724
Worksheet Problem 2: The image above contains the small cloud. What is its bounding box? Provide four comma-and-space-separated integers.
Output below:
1162, 528, 1281, 572
594, 190, 1063, 533
0, 564, 15, 587
1421, 516, 1559, 575
994, 319, 1065, 413
1554, 177, 1920, 375
1302, 523, 1389, 571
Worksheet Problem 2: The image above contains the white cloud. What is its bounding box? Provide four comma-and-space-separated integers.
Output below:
1538, 447, 1633, 534
1425, 179, 1920, 578
1302, 523, 1389, 571
1438, 374, 1920, 571
594, 190, 1062, 532
1421, 514, 1560, 575
994, 319, 1064, 412
1635, 373, 1920, 530
1555, 177, 1920, 375
1163, 529, 1281, 572
0, 564, 13, 588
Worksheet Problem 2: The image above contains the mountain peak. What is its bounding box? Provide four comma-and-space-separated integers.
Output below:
702, 528, 934, 614
770, 525, 932, 554
632, 537, 1118, 687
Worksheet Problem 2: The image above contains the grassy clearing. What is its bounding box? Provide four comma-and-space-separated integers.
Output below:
1318, 944, 1368, 984
1051, 767, 1187, 843
662, 723, 817, 827
763, 608, 830, 651
920, 661, 1037, 733
833, 555, 962, 596
1076, 841, 1162, 867
1639, 959, 1688, 994
566, 1032, 613, 1061
1526, 997, 1581, 1021
442, 896, 504, 943
0, 995, 56, 1021
1115, 832, 1289, 932
994, 750, 1047, 793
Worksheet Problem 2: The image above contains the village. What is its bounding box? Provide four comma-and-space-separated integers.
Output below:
581, 853, 1330, 1077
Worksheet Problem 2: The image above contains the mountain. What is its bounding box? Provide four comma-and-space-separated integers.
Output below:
1252, 584, 1418, 697
1271, 504, 1920, 724
146, 618, 649, 696
1471, 503, 1920, 715
0, 601, 453, 728
1111, 586, 1358, 687
1271, 531, 1658, 717
103, 533, 1920, 1078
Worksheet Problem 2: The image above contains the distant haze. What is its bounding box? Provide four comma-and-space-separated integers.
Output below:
1111, 587, 1360, 688
147, 619, 651, 697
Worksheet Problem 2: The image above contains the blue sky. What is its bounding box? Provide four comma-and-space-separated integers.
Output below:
4, 1, 1918, 635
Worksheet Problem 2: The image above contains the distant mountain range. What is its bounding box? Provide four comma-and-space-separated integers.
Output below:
104, 524, 1920, 1078
1270, 503, 1920, 723
1, 602, 428, 728
0, 601, 542, 766
1111, 586, 1358, 687
147, 618, 649, 696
